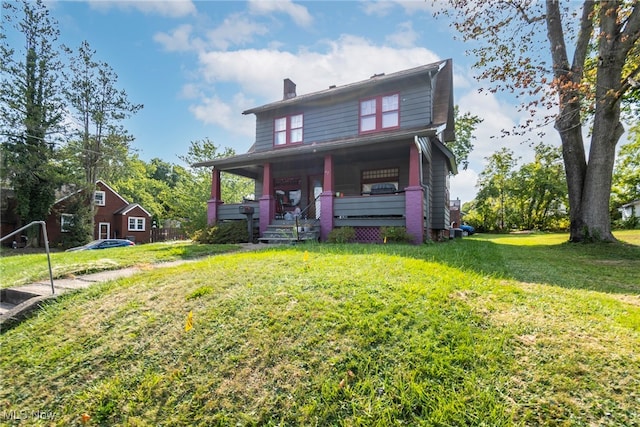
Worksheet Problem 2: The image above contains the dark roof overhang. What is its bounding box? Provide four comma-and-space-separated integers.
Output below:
193, 127, 440, 174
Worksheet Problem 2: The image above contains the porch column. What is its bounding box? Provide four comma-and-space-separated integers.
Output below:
320, 154, 334, 241
207, 168, 223, 225
259, 162, 275, 236
405, 143, 424, 244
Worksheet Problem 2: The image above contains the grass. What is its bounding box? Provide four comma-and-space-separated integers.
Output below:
0, 241, 238, 289
0, 231, 639, 426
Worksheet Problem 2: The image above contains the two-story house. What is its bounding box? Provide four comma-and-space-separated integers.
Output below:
195, 59, 457, 244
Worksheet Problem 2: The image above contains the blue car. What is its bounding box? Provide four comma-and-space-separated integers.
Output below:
460, 224, 475, 235
66, 239, 135, 252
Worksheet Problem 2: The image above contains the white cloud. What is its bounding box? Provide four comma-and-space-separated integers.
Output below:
361, 0, 438, 16
189, 93, 255, 138
360, 1, 396, 16
206, 14, 269, 50
153, 24, 203, 52
248, 0, 313, 27
386, 21, 418, 48
87, 0, 196, 18
196, 35, 440, 102
450, 168, 479, 204
457, 89, 521, 167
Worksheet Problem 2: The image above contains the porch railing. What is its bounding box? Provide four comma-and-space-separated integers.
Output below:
218, 202, 260, 221
334, 194, 406, 227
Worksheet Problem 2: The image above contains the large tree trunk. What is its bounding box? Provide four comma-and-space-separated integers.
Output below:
557, 117, 587, 241
546, 0, 591, 242
546, 0, 635, 242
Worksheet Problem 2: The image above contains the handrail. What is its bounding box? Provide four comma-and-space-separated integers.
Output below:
298, 193, 322, 220
0, 221, 55, 294
294, 193, 322, 242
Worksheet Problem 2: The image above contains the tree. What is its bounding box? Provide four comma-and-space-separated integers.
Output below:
476, 147, 519, 230
509, 143, 567, 230
468, 144, 568, 231
451, 106, 483, 170
440, 1, 640, 242
175, 138, 254, 234
612, 122, 640, 208
63, 40, 142, 229
0, 0, 65, 232
64, 40, 142, 187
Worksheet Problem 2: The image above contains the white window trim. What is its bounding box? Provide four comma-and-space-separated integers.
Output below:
274, 113, 303, 146
128, 216, 146, 231
359, 93, 400, 134
61, 213, 74, 233
94, 190, 106, 206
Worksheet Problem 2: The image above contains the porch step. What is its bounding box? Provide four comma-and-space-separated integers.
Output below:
259, 222, 320, 244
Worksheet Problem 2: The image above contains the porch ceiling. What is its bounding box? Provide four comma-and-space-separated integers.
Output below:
193, 126, 438, 172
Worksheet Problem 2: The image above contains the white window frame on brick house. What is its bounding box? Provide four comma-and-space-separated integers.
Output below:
94, 190, 106, 206
128, 217, 145, 231
61, 213, 74, 232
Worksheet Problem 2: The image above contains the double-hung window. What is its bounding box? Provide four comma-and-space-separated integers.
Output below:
94, 191, 106, 206
128, 217, 145, 231
274, 114, 303, 146
360, 93, 399, 133
61, 214, 74, 232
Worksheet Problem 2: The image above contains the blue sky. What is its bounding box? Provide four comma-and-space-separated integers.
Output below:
32, 0, 552, 204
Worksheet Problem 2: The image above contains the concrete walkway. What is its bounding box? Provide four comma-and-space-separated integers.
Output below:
0, 243, 271, 330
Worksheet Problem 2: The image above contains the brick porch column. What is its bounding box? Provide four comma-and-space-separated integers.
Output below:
259, 162, 275, 236
320, 154, 334, 241
405, 143, 424, 244
207, 168, 223, 225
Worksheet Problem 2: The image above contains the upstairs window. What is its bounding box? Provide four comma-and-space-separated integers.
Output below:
274, 114, 303, 146
360, 93, 399, 133
94, 191, 106, 206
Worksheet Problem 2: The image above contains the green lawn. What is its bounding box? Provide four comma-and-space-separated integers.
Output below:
0, 232, 638, 426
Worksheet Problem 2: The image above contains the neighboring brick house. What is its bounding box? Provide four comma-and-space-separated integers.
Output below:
195, 59, 457, 243
46, 180, 152, 245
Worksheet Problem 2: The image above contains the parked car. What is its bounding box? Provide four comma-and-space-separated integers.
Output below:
460, 224, 475, 235
66, 239, 135, 252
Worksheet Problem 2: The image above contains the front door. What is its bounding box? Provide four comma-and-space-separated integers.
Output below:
99, 222, 110, 239
308, 175, 323, 219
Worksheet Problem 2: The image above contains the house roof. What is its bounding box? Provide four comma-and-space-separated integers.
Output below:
115, 203, 152, 218
242, 59, 450, 116
194, 126, 440, 169
620, 200, 640, 208
194, 60, 457, 177
53, 179, 130, 206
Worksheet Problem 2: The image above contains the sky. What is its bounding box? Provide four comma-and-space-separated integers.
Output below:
12, 0, 563, 204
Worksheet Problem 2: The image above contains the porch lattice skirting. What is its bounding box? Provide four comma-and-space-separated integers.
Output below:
354, 227, 381, 243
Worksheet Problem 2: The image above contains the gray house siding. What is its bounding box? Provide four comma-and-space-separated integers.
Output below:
430, 149, 450, 229
252, 79, 433, 152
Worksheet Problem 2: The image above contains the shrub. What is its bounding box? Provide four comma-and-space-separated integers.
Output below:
193, 220, 252, 244
380, 226, 413, 243
327, 226, 356, 243
613, 215, 640, 230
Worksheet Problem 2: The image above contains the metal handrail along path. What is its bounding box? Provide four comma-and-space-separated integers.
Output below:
0, 221, 55, 294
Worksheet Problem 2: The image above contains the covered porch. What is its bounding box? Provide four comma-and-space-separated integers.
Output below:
196, 130, 438, 244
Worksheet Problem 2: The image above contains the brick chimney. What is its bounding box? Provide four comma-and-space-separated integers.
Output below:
283, 78, 296, 100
